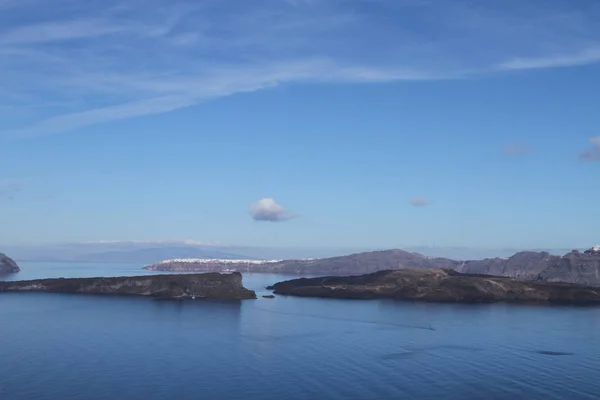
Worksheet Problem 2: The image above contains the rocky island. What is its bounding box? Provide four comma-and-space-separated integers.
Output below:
267, 268, 600, 305
147, 246, 600, 287
0, 272, 256, 300
0, 253, 20, 274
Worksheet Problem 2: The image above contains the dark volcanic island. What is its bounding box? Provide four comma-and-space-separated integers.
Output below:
0, 272, 256, 300
267, 269, 600, 305
0, 253, 20, 274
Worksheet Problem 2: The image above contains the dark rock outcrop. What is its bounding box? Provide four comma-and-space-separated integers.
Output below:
0, 272, 256, 300
0, 253, 20, 274
267, 269, 600, 305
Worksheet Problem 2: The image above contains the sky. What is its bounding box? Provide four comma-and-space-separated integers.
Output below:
0, 0, 599, 250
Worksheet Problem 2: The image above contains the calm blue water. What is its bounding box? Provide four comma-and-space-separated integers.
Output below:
2, 262, 600, 400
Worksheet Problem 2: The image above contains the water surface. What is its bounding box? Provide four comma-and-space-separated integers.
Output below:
1, 262, 599, 399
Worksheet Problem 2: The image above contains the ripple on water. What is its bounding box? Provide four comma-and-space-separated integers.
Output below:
534, 350, 575, 356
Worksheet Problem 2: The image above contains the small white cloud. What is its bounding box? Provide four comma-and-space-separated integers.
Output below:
580, 136, 600, 162
250, 198, 296, 222
410, 198, 430, 207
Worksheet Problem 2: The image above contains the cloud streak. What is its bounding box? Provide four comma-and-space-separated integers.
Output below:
497, 47, 600, 71
0, 19, 125, 45
250, 198, 297, 222
1, 0, 600, 137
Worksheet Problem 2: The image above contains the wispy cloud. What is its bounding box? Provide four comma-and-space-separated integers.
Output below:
0, 180, 21, 200
1, 0, 600, 137
0, 0, 34, 10
497, 47, 600, 71
410, 198, 430, 207
4, 59, 436, 138
580, 136, 600, 162
250, 198, 297, 222
0, 19, 125, 45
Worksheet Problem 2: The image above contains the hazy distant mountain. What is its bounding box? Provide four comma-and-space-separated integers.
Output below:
80, 247, 253, 263
5, 243, 252, 263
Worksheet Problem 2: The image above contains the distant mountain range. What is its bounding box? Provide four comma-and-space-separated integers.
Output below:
3, 241, 583, 263
3, 243, 251, 264
79, 247, 252, 263
147, 246, 600, 286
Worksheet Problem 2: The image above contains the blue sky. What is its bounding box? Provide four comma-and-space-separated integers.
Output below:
0, 0, 599, 250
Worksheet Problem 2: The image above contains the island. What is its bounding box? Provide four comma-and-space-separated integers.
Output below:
0, 272, 256, 300
146, 245, 600, 287
266, 268, 600, 305
0, 253, 20, 274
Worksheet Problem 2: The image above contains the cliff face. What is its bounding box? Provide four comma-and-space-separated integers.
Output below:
268, 250, 460, 275
457, 248, 600, 285
0, 272, 256, 300
267, 269, 600, 305
0, 253, 20, 274
456, 251, 553, 279
537, 251, 600, 286
145, 250, 461, 275
146, 247, 600, 287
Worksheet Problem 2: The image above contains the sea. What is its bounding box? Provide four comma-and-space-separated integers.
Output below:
2, 262, 600, 400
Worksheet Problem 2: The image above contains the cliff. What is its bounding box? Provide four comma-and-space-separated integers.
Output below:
0, 272, 256, 300
0, 253, 20, 274
144, 250, 460, 275
147, 246, 600, 286
144, 258, 283, 273
457, 247, 600, 286
267, 269, 600, 305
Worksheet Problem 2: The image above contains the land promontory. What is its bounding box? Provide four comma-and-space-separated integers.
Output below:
0, 253, 20, 274
0, 272, 256, 300
267, 268, 600, 305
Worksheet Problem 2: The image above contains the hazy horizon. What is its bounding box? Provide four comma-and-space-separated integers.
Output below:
2, 240, 593, 263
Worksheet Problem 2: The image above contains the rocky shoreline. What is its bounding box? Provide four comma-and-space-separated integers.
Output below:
0, 272, 256, 300
267, 268, 600, 305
